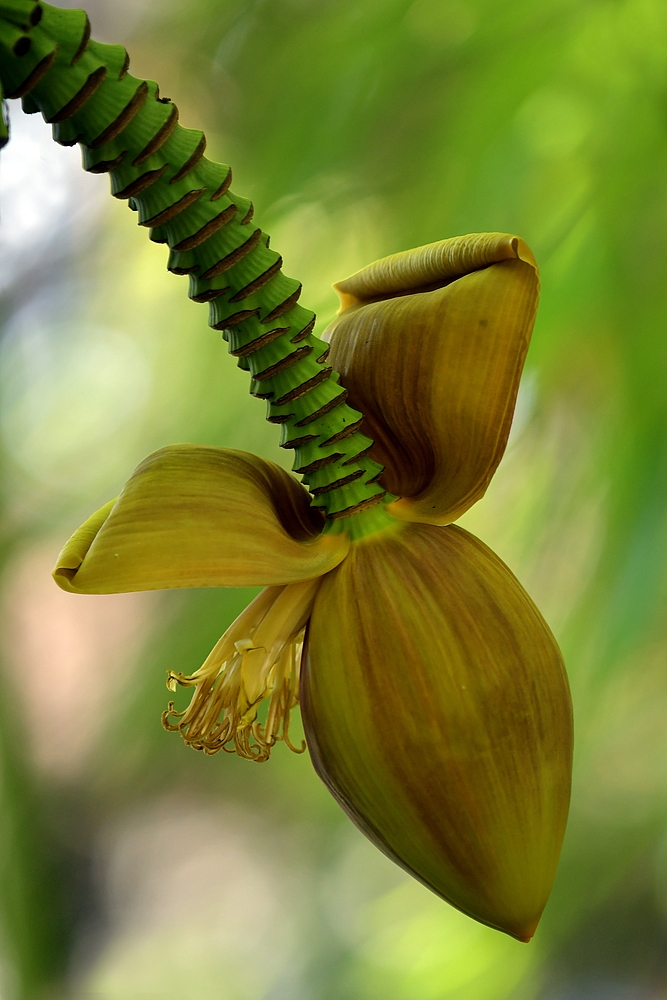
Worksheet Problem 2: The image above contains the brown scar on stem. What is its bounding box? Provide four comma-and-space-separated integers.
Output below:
172, 202, 237, 252
294, 388, 348, 426
201, 228, 262, 279
141, 187, 206, 227
323, 492, 387, 519
310, 469, 364, 495
133, 102, 178, 164
263, 286, 302, 323
273, 366, 332, 406
114, 163, 167, 199
48, 65, 107, 123
252, 345, 313, 382
230, 326, 289, 358
230, 258, 283, 302
90, 79, 148, 147
170, 134, 206, 183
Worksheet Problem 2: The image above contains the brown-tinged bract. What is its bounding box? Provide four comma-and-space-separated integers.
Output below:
302, 520, 572, 941
54, 445, 348, 593
324, 233, 539, 524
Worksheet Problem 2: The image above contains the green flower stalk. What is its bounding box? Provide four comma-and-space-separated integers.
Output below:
0, 0, 384, 520
0, 1, 573, 942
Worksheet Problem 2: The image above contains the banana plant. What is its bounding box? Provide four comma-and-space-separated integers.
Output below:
0, 0, 573, 944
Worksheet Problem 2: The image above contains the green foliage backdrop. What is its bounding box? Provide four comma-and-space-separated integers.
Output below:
1, 0, 666, 997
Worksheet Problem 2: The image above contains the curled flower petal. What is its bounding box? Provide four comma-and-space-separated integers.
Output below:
53, 445, 349, 593
301, 521, 572, 941
324, 233, 539, 523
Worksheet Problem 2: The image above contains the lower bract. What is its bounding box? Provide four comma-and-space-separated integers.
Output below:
301, 521, 572, 941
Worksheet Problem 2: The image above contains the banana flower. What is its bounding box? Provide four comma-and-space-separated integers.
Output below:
53, 233, 572, 943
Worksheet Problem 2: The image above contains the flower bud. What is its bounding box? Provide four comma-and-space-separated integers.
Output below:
301, 520, 572, 941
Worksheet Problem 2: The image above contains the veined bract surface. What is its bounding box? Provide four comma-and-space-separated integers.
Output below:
303, 521, 571, 942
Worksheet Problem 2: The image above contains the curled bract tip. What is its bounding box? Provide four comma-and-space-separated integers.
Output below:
333, 232, 538, 311
53, 445, 349, 594
325, 233, 540, 525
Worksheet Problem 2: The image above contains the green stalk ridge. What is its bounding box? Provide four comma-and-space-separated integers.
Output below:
0, 0, 390, 523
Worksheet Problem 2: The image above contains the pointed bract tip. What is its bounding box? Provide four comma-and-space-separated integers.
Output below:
512, 919, 539, 943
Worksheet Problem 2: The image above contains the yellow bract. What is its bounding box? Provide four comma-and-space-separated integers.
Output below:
302, 521, 572, 942
53, 445, 349, 594
325, 233, 539, 524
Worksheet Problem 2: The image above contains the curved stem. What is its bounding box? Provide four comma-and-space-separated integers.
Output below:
0, 0, 391, 524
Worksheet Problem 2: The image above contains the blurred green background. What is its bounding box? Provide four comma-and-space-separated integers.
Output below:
1, 0, 667, 996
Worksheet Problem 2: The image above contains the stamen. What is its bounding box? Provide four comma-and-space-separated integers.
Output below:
162, 580, 318, 761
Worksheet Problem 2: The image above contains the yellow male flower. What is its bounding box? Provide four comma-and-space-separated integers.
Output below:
53, 233, 572, 943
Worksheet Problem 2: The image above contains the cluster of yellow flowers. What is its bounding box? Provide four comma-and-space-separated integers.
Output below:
54, 233, 572, 942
